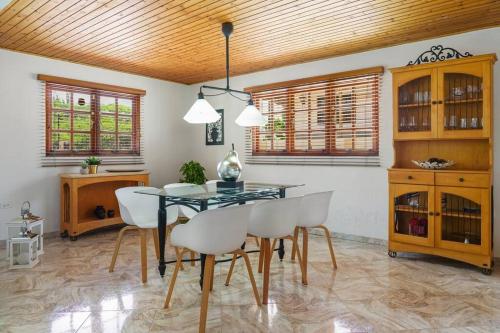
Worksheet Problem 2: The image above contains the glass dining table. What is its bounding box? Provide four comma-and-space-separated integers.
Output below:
135, 181, 302, 287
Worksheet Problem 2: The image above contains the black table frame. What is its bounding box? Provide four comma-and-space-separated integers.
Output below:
157, 187, 287, 287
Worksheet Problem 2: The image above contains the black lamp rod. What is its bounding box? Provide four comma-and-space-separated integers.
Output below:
198, 22, 252, 100
200, 84, 251, 97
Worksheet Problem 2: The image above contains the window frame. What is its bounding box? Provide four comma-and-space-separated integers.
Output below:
247, 67, 382, 158
45, 83, 141, 157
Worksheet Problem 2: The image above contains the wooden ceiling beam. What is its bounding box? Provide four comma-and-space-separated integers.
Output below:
0, 0, 498, 83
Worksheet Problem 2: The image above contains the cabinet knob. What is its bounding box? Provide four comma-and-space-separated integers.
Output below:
407, 175, 413, 180
438, 100, 443, 104
435, 212, 441, 217
459, 177, 465, 182
431, 101, 437, 105
429, 212, 434, 216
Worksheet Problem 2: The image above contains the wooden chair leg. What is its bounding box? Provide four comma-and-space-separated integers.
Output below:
210, 263, 215, 291
291, 235, 304, 277
109, 225, 136, 272
190, 251, 196, 266
225, 253, 237, 286
152, 228, 160, 260
301, 227, 308, 286
175, 247, 185, 271
291, 227, 299, 261
254, 236, 260, 248
318, 225, 338, 269
139, 229, 147, 283
236, 250, 261, 307
163, 248, 185, 308
258, 241, 264, 273
262, 238, 271, 305
268, 238, 277, 263
200, 255, 215, 333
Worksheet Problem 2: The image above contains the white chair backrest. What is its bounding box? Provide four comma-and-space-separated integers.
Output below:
173, 204, 253, 255
248, 197, 303, 238
298, 191, 334, 227
164, 183, 199, 218
164, 182, 196, 192
116, 187, 178, 227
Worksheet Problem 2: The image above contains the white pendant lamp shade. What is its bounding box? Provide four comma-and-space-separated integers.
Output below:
235, 102, 267, 127
184, 94, 221, 124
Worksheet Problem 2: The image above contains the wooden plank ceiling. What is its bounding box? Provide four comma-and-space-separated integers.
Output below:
0, 0, 499, 84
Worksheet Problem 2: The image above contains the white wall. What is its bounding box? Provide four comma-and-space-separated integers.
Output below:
0, 49, 191, 239
184, 27, 500, 255
1, 27, 499, 256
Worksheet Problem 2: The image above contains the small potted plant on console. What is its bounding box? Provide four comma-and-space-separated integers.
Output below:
85, 156, 102, 174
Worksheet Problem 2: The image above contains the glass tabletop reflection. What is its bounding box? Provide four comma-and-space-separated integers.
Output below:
135, 182, 302, 205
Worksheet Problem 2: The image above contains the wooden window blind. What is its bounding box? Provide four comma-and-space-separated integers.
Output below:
39, 75, 145, 166
245, 67, 383, 166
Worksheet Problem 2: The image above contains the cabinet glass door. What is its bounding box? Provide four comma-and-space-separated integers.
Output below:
398, 76, 431, 132
435, 187, 490, 255
394, 69, 436, 139
437, 62, 490, 138
390, 184, 434, 247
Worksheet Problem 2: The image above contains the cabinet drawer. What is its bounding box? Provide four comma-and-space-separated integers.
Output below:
388, 170, 434, 185
435, 173, 490, 188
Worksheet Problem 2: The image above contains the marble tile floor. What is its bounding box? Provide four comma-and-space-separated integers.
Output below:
1, 229, 500, 333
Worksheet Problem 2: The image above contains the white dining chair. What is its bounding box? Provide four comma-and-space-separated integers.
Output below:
163, 204, 260, 333
206, 179, 261, 248
164, 183, 200, 267
225, 197, 304, 304
110, 186, 178, 283
290, 191, 337, 285
163, 183, 198, 219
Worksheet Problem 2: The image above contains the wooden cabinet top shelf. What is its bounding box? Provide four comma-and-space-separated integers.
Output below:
444, 99, 482, 105
395, 205, 428, 213
441, 211, 481, 220
389, 168, 490, 174
399, 103, 431, 108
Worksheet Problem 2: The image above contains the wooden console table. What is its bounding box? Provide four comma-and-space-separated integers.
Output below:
60, 171, 149, 240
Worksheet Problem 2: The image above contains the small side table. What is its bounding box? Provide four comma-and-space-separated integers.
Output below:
6, 218, 44, 258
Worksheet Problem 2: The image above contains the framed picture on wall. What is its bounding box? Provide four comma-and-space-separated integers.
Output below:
206, 109, 224, 145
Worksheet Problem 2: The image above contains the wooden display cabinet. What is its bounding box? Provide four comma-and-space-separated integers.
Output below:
60, 171, 149, 240
388, 54, 496, 274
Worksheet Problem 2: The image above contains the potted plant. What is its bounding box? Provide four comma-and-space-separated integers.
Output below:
179, 161, 207, 185
85, 156, 102, 174
80, 161, 88, 175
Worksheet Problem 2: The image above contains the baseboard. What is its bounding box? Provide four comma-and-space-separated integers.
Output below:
309, 228, 388, 247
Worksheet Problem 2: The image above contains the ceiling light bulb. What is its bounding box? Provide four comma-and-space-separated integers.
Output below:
235, 100, 267, 127
183, 92, 221, 124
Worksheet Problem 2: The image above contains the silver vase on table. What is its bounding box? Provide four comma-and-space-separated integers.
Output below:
217, 144, 242, 181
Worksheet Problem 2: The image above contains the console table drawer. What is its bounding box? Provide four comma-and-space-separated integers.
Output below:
435, 173, 490, 188
388, 170, 434, 185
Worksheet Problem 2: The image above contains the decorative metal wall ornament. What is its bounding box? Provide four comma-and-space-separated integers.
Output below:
407, 45, 473, 66
206, 109, 224, 145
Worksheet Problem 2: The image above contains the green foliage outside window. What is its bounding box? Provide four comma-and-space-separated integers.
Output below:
264, 118, 286, 141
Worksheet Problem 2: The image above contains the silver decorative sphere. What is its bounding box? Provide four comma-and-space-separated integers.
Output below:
217, 144, 242, 181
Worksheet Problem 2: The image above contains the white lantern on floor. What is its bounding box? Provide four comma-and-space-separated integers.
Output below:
9, 234, 39, 269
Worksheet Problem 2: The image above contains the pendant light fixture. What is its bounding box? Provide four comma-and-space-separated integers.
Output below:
184, 22, 267, 127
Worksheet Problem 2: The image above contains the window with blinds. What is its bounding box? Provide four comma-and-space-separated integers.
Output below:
246, 67, 383, 166
39, 75, 145, 166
